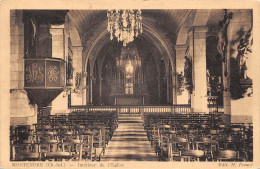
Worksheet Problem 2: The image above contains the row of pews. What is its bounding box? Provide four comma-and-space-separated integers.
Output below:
143, 112, 253, 162
10, 111, 118, 161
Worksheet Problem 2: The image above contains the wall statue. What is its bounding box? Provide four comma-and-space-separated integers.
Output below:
75, 72, 82, 90
184, 55, 193, 94
176, 71, 184, 95
67, 55, 74, 86
237, 28, 253, 79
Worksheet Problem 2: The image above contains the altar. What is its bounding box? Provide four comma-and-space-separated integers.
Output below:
108, 43, 149, 105
110, 94, 149, 105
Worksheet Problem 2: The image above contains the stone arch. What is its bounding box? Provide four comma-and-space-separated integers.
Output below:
82, 18, 176, 77
68, 22, 82, 47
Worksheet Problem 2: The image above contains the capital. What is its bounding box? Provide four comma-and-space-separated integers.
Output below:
72, 46, 83, 53
51, 24, 65, 29
82, 72, 88, 77
50, 28, 64, 35
175, 44, 187, 51
188, 26, 208, 35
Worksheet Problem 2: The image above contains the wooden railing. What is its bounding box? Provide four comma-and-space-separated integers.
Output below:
68, 104, 223, 114
69, 104, 191, 114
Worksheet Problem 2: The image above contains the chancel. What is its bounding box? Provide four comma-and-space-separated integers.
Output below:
9, 9, 253, 162
110, 43, 148, 105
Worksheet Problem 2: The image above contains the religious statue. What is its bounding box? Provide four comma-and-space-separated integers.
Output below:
67, 55, 74, 85
176, 71, 184, 95
237, 28, 253, 79
184, 55, 193, 93
207, 69, 212, 96
217, 10, 233, 62
75, 72, 82, 90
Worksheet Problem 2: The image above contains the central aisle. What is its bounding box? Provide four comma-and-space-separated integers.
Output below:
102, 115, 158, 161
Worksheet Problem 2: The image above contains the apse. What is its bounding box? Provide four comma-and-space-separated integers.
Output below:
92, 36, 168, 106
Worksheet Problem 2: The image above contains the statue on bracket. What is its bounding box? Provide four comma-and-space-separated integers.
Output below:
176, 71, 184, 95
75, 72, 82, 90
184, 55, 193, 94
67, 55, 74, 86
237, 28, 253, 79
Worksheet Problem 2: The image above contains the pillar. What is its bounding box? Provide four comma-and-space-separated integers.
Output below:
89, 75, 93, 104
222, 37, 231, 124
99, 74, 103, 105
50, 24, 68, 114
49, 25, 65, 60
157, 76, 161, 104
171, 72, 177, 105
82, 72, 87, 105
175, 44, 189, 104
189, 26, 208, 113
70, 46, 84, 105
166, 75, 170, 103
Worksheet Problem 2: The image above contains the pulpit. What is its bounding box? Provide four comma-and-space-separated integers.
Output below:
24, 58, 66, 107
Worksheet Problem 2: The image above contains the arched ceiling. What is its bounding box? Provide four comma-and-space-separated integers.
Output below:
68, 9, 193, 39
67, 9, 227, 74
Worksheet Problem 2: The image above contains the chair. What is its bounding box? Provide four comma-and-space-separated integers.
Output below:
216, 150, 238, 161
168, 137, 189, 161
80, 130, 94, 161
180, 150, 205, 161
45, 152, 72, 161
14, 152, 41, 161
194, 137, 218, 161
11, 142, 40, 161
62, 139, 83, 161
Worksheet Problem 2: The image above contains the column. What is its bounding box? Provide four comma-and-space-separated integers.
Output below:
175, 44, 189, 104
82, 72, 87, 105
48, 24, 68, 114
71, 46, 84, 105
171, 72, 177, 105
189, 26, 208, 113
89, 75, 93, 104
222, 29, 231, 124
118, 69, 120, 84
99, 74, 103, 105
49, 25, 65, 59
157, 76, 161, 104
166, 75, 170, 103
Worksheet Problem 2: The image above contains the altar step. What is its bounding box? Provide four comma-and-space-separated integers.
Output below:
118, 112, 141, 116
118, 115, 143, 124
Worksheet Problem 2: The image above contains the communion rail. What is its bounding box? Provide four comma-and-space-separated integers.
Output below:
69, 104, 223, 115
69, 105, 191, 114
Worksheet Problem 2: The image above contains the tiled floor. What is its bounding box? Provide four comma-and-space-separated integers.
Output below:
102, 115, 158, 161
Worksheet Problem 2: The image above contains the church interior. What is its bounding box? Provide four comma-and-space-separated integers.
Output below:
9, 9, 254, 162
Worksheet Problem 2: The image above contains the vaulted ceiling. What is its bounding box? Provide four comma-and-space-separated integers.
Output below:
66, 9, 227, 73
67, 9, 194, 44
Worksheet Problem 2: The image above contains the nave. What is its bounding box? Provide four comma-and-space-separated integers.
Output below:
10, 110, 253, 162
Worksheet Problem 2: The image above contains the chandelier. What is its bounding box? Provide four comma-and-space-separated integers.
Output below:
107, 9, 143, 46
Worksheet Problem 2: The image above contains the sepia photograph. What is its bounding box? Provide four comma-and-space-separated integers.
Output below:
1, 0, 260, 169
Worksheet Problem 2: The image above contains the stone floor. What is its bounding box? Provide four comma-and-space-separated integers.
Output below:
102, 115, 158, 161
